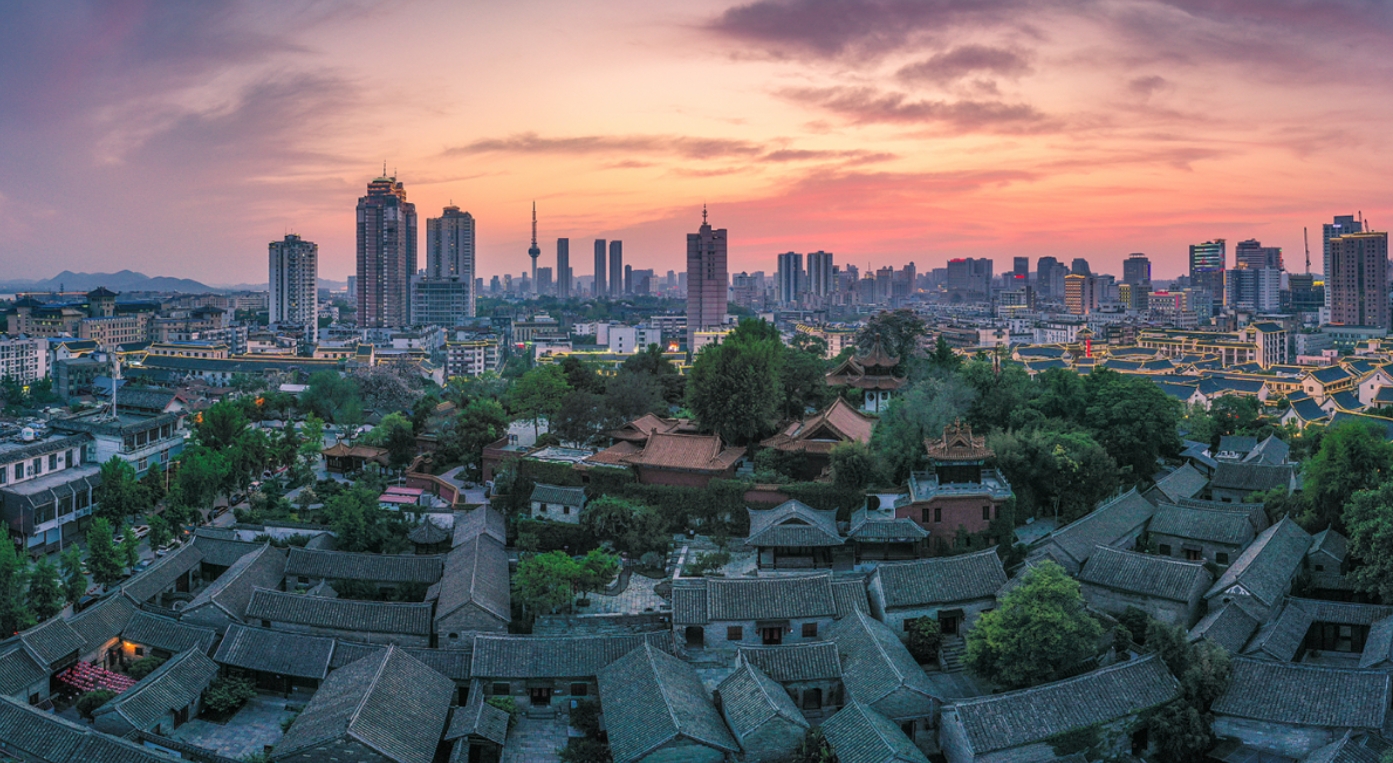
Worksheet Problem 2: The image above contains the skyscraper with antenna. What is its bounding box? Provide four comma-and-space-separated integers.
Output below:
528, 202, 541, 293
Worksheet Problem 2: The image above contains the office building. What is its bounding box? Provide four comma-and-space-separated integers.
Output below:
356, 173, 417, 328
536, 267, 554, 296
1036, 256, 1064, 299
1012, 257, 1029, 280
807, 251, 834, 298
609, 240, 624, 297
1234, 239, 1283, 271
594, 239, 607, 298
946, 258, 993, 299
268, 234, 318, 338
1324, 215, 1363, 308
410, 277, 473, 327
1225, 267, 1282, 313
1071, 258, 1091, 276
1189, 239, 1226, 312
1328, 231, 1389, 328
556, 238, 571, 299
686, 207, 727, 349
1065, 273, 1098, 315
1123, 253, 1151, 286
426, 206, 475, 279
776, 251, 804, 306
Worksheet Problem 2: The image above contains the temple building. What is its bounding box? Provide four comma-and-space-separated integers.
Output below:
898, 420, 1013, 555
825, 338, 904, 413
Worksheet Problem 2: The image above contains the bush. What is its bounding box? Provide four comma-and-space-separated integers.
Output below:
905, 617, 942, 663
684, 550, 731, 577
127, 655, 167, 680
558, 737, 612, 763
569, 698, 602, 737
202, 675, 258, 716
76, 689, 117, 718
515, 518, 597, 554
486, 695, 520, 731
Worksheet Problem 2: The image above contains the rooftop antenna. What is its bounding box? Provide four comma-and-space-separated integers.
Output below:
1303, 227, 1310, 274
527, 201, 541, 290
702, 203, 708, 225
382, 160, 387, 176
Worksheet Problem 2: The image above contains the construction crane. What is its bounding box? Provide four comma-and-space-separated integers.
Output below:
1304, 227, 1310, 274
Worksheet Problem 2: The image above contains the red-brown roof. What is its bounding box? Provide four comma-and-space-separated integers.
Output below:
855, 337, 900, 370
622, 432, 745, 474
606, 414, 699, 444
587, 440, 644, 465
761, 397, 876, 454
925, 419, 993, 461
322, 442, 390, 460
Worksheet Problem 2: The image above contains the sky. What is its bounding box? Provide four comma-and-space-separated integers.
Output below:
2, 0, 1391, 286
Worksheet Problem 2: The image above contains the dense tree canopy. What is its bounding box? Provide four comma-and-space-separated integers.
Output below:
869, 374, 975, 483
687, 319, 786, 444
1304, 420, 1393, 531
855, 308, 926, 363
990, 428, 1120, 522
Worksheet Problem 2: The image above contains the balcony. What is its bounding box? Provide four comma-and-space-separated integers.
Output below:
903, 468, 1013, 504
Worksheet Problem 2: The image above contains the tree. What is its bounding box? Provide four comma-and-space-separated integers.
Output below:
784, 727, 837, 763
905, 616, 942, 663
927, 334, 961, 373
1306, 420, 1393, 531
1144, 621, 1232, 763
602, 370, 666, 424
965, 560, 1104, 689
28, 559, 65, 621
146, 514, 173, 554
202, 675, 258, 715
507, 365, 572, 438
870, 375, 975, 483
362, 412, 414, 446
94, 457, 144, 522
75, 689, 117, 718
856, 308, 927, 362
86, 518, 126, 588
0, 540, 33, 635
687, 319, 785, 444
789, 331, 828, 358
779, 343, 832, 420
1081, 369, 1181, 481
298, 415, 325, 464
574, 548, 620, 599
1344, 482, 1393, 599
559, 356, 605, 395
437, 399, 510, 473
301, 371, 363, 425
623, 344, 685, 405
513, 551, 579, 616
119, 522, 141, 569
552, 391, 609, 446
196, 400, 250, 450
321, 486, 412, 553
174, 444, 229, 511
990, 428, 1120, 522
830, 441, 876, 489
961, 360, 1037, 432
60, 546, 86, 605
127, 655, 167, 680
352, 365, 418, 414
385, 424, 418, 472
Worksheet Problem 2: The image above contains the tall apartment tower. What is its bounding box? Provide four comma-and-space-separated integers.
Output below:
1036, 256, 1062, 299
1189, 239, 1226, 311
593, 239, 607, 298
1071, 258, 1091, 276
1123, 253, 1151, 285
268, 234, 318, 339
807, 251, 834, 298
609, 241, 624, 297
1328, 232, 1389, 328
356, 172, 417, 328
776, 252, 804, 306
686, 207, 728, 349
556, 238, 571, 299
427, 205, 475, 279
1065, 273, 1097, 315
1324, 215, 1364, 308
1012, 257, 1029, 280
1235, 239, 1283, 271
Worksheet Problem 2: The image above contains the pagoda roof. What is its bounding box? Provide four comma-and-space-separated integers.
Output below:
926, 419, 993, 462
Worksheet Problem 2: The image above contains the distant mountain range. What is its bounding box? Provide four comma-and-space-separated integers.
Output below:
0, 270, 346, 295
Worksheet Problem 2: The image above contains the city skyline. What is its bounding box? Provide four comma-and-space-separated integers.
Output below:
2, 2, 1392, 285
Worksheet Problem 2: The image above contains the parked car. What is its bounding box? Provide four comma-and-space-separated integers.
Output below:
132, 525, 150, 539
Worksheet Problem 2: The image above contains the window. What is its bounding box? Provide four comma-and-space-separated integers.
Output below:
135, 647, 145, 657
982, 506, 990, 521
801, 623, 818, 638
563, 505, 570, 515
48, 454, 57, 470
12, 464, 19, 481
492, 682, 510, 696
1158, 544, 1172, 556
137, 457, 148, 472
1314, 564, 1325, 572
570, 682, 588, 697
31, 458, 40, 475
934, 508, 942, 523
1216, 552, 1229, 565
0, 466, 5, 485
921, 509, 931, 524
726, 626, 743, 641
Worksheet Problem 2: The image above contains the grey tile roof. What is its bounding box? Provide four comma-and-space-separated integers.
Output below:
1175, 496, 1269, 532
453, 506, 506, 546
213, 623, 334, 680
1302, 732, 1392, 763
1035, 488, 1156, 568
1149, 503, 1254, 547
286, 547, 443, 584
1217, 435, 1259, 457
833, 577, 871, 618
716, 661, 809, 745
1189, 602, 1259, 654
1079, 546, 1212, 603
121, 612, 217, 655
66, 593, 138, 656
92, 649, 219, 733
246, 588, 435, 636
873, 547, 1006, 609
672, 572, 837, 625
408, 517, 452, 546
328, 639, 385, 670
191, 531, 262, 568
1206, 516, 1312, 606
184, 543, 286, 621
1151, 464, 1209, 503
829, 609, 938, 720
446, 680, 509, 746
470, 632, 671, 679
121, 543, 204, 603
402, 646, 474, 681
1212, 461, 1296, 493
738, 642, 843, 682
822, 701, 930, 763
0, 694, 181, 763
947, 654, 1180, 756
1360, 616, 1393, 669
433, 534, 511, 625
746, 500, 843, 548
18, 616, 85, 666
1246, 434, 1290, 466
597, 642, 740, 763
1213, 658, 1391, 729
1310, 528, 1349, 561
1244, 599, 1393, 663
529, 482, 586, 507
274, 646, 455, 763
0, 644, 45, 698
848, 509, 929, 541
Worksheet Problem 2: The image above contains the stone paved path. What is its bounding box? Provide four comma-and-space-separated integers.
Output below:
576, 572, 667, 614
502, 716, 569, 762
168, 695, 296, 759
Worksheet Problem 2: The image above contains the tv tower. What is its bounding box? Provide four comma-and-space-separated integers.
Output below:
527, 201, 541, 292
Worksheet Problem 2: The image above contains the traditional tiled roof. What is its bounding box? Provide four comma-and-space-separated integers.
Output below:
760, 397, 875, 455
1360, 616, 1393, 669
121, 612, 217, 655
822, 701, 929, 763
738, 642, 842, 682
469, 632, 671, 679
1310, 365, 1356, 385
66, 594, 138, 656
1188, 603, 1259, 654
1148, 503, 1254, 547
286, 547, 443, 585
184, 543, 286, 622
598, 642, 740, 763
18, 617, 85, 667
1217, 435, 1259, 458
833, 578, 871, 618
849, 509, 929, 541
120, 543, 203, 603
402, 647, 474, 681
0, 695, 181, 763
925, 419, 992, 462
1175, 496, 1269, 532
92, 650, 219, 733
1246, 434, 1290, 465
1213, 659, 1390, 729
1289, 397, 1331, 424
0, 645, 45, 698
828, 609, 937, 720
1206, 516, 1312, 607
872, 547, 1006, 609
1150, 464, 1209, 503
433, 534, 511, 625
621, 431, 745, 474
746, 500, 843, 548
586, 440, 644, 466
529, 482, 587, 507
445, 680, 509, 746
717, 661, 809, 746
1213, 461, 1296, 493
1309, 528, 1349, 560
407, 517, 452, 546
946, 655, 1179, 756
213, 623, 335, 680
1033, 489, 1156, 569
672, 573, 837, 625
274, 646, 455, 763
113, 387, 178, 413
1244, 599, 1393, 662
1079, 547, 1212, 603
452, 506, 507, 546
246, 588, 435, 636
1302, 732, 1392, 763
192, 531, 262, 568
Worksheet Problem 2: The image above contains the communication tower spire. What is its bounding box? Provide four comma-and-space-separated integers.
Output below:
527, 201, 541, 292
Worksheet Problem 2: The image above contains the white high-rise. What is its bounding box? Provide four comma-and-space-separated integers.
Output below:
807, 250, 834, 298
426, 205, 477, 318
268, 234, 318, 339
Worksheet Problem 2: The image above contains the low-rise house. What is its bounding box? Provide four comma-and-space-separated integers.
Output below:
758, 397, 876, 480
120, 612, 217, 662
746, 500, 843, 570
246, 588, 436, 647
1297, 732, 1391, 763
1303, 365, 1357, 403
828, 610, 939, 742
213, 623, 336, 694
1359, 616, 1393, 669
821, 701, 930, 763
1027, 489, 1156, 574
938, 655, 1181, 763
91, 650, 219, 737
453, 505, 507, 547
408, 517, 452, 554
1210, 461, 1298, 503
673, 573, 838, 650
1242, 599, 1393, 663
898, 421, 1013, 554
848, 508, 929, 562
1189, 603, 1261, 654
192, 529, 261, 577
738, 642, 845, 721
284, 547, 443, 594
432, 532, 511, 646
179, 543, 287, 632
528, 483, 586, 524
1211, 659, 1391, 759
598, 642, 741, 763
867, 547, 1006, 639
120, 543, 204, 606
66, 593, 138, 667
445, 680, 510, 763
273, 646, 455, 763
618, 431, 745, 488
1147, 502, 1255, 565
1206, 516, 1313, 621
714, 660, 810, 762
1307, 529, 1354, 594
1079, 546, 1213, 627
15, 617, 85, 676
0, 645, 47, 704
1146, 463, 1209, 504
1177, 495, 1270, 533
0, 694, 181, 763
470, 632, 672, 709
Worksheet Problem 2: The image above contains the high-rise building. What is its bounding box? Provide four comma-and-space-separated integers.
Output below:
1225, 267, 1282, 313
268, 234, 318, 339
1189, 239, 1226, 312
356, 172, 417, 328
1235, 239, 1283, 271
593, 239, 607, 297
1328, 231, 1389, 328
424, 205, 475, 318
1123, 253, 1151, 286
1071, 258, 1091, 276
1065, 273, 1097, 315
536, 267, 554, 296
946, 258, 993, 299
1324, 215, 1363, 308
776, 252, 803, 306
1013, 257, 1029, 280
609, 240, 624, 297
410, 277, 472, 327
556, 238, 571, 299
807, 251, 834, 298
686, 206, 727, 349
1036, 256, 1063, 299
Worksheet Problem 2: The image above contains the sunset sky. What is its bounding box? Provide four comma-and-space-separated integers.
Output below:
2, 0, 1391, 285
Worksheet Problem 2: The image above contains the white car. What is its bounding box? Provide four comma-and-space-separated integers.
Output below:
132, 525, 151, 539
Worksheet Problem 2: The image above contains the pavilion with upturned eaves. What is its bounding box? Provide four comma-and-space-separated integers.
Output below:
825, 338, 905, 413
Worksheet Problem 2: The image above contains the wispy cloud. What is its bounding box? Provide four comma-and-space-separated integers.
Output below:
780, 86, 1052, 131
897, 45, 1032, 84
